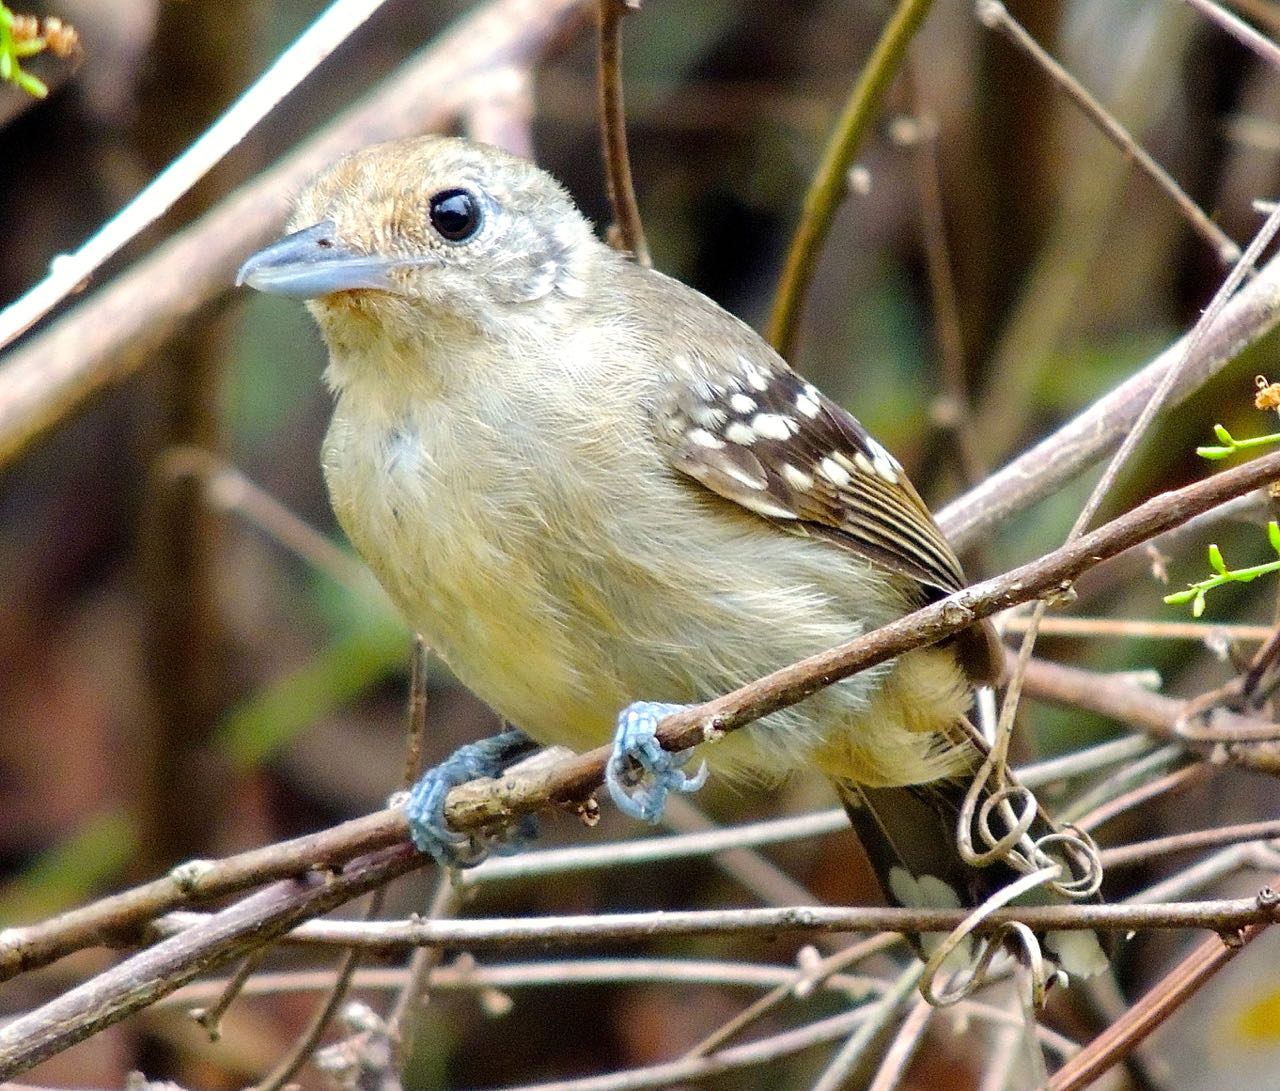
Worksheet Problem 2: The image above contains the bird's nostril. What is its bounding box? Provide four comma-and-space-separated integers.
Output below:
316, 236, 334, 249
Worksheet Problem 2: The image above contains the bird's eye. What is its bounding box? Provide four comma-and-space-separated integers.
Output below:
429, 189, 482, 242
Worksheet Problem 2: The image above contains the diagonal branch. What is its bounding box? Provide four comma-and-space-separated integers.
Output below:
4, 441, 1279, 985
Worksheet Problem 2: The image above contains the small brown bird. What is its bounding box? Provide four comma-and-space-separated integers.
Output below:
238, 135, 1106, 979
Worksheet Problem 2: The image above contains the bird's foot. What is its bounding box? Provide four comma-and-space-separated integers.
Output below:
605, 702, 708, 823
404, 729, 540, 867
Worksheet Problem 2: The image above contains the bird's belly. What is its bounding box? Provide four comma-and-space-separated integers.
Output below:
325, 421, 618, 750
322, 410, 961, 785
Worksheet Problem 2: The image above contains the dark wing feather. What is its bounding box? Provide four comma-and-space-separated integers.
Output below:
654, 345, 966, 597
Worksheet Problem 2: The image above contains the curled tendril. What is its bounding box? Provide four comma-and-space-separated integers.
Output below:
1033, 827, 1104, 900
955, 723, 1106, 903
919, 867, 1059, 1009
974, 785, 1039, 865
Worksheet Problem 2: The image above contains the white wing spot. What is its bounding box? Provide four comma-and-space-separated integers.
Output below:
853, 451, 875, 476
750, 413, 797, 440
691, 403, 728, 428
795, 392, 821, 418
833, 451, 860, 475
725, 422, 756, 446
866, 436, 903, 472
688, 428, 725, 449
730, 392, 757, 414
781, 463, 814, 491
872, 455, 899, 484
819, 456, 852, 487
720, 461, 768, 490
734, 493, 798, 519
737, 354, 770, 391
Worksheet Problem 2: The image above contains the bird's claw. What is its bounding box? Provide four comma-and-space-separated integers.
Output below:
404, 730, 539, 868
606, 702, 708, 823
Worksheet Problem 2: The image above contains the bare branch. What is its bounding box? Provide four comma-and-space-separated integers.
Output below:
0, 845, 424, 1078
767, 0, 936, 358
936, 251, 1280, 552
595, 0, 649, 265
151, 893, 1280, 950
1046, 911, 1277, 1090
976, 0, 1240, 264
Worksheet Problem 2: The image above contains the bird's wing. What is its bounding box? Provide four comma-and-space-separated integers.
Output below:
652, 342, 966, 597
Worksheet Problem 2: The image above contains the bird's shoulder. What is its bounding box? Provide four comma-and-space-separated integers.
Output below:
602, 260, 967, 598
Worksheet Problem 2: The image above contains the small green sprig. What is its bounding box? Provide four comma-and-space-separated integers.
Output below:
0, 4, 48, 97
0, 6, 77, 98
1164, 522, 1280, 618
1195, 423, 1280, 461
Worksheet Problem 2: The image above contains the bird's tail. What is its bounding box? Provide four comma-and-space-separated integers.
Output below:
832, 741, 1110, 984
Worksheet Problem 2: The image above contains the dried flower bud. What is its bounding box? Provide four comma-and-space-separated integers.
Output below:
1255, 375, 1280, 411
9, 13, 38, 41
43, 17, 80, 58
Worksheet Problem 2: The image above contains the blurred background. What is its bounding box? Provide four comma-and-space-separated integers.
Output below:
4, 0, 1280, 1087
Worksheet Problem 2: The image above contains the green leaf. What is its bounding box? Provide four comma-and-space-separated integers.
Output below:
1192, 590, 1206, 618
15, 68, 46, 97
1208, 544, 1227, 575
1268, 521, 1280, 555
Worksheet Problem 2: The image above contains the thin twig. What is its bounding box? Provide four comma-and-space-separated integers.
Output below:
810, 965, 922, 1091
1101, 819, 1280, 869
1047, 908, 1278, 1089
1074, 763, 1207, 833
595, 0, 649, 265
896, 99, 985, 485
161, 959, 1082, 1059
0, 0, 399, 351
384, 879, 459, 1063
977, 0, 1240, 264
865, 990, 935, 1091
767, 0, 936, 358
1001, 614, 1275, 643
256, 635, 438, 1091
252, 890, 388, 1091
152, 894, 1280, 950
683, 936, 898, 1059
1181, 0, 1280, 70
190, 947, 269, 1040
1061, 744, 1188, 826
158, 446, 380, 598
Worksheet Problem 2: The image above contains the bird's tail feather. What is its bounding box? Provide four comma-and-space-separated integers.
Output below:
833, 744, 1110, 983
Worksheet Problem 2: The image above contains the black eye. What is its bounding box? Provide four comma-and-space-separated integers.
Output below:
429, 189, 482, 242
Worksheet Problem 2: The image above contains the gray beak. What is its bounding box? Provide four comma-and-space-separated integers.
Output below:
236, 221, 398, 299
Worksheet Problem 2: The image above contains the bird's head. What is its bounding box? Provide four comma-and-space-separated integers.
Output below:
238, 136, 598, 359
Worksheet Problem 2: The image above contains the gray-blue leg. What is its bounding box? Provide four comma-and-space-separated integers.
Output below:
405, 729, 540, 867
606, 702, 708, 823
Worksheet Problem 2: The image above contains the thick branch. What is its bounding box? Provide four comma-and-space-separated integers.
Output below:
936, 252, 1280, 551
5, 444, 1278, 984
0, 811, 401, 981
1021, 656, 1280, 771
0, 845, 423, 1079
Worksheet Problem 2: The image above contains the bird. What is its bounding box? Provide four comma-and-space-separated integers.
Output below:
237, 134, 1107, 980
